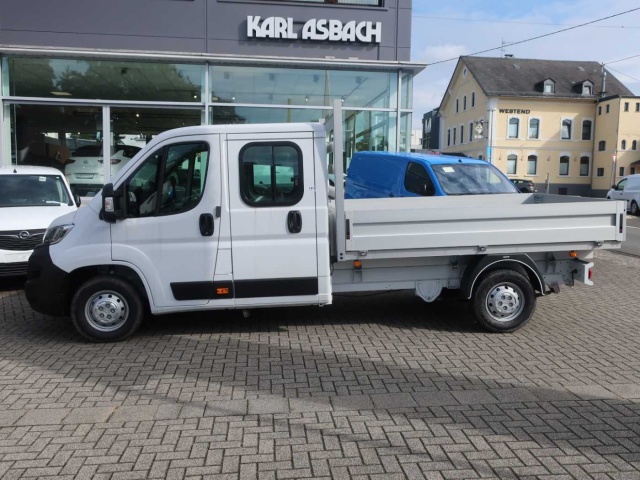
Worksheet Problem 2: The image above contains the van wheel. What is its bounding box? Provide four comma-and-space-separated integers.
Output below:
71, 276, 144, 342
631, 201, 639, 216
472, 269, 536, 333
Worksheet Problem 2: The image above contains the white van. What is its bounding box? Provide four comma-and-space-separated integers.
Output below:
0, 166, 79, 277
607, 174, 640, 216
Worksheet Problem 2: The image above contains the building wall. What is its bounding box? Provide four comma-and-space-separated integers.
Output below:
0, 0, 411, 61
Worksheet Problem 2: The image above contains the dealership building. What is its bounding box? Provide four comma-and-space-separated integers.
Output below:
0, 0, 421, 195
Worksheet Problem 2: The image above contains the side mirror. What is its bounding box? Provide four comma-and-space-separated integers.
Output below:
73, 194, 81, 207
612, 184, 617, 190
101, 183, 124, 223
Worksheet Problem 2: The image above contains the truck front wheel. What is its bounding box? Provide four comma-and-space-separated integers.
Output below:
71, 276, 144, 342
472, 269, 536, 333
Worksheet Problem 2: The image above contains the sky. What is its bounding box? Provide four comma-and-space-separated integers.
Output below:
410, 0, 640, 130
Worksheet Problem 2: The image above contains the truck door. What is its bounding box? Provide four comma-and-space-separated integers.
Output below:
226, 133, 319, 305
111, 135, 221, 307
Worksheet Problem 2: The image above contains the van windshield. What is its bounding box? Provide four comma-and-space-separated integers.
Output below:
431, 163, 519, 195
0, 175, 72, 207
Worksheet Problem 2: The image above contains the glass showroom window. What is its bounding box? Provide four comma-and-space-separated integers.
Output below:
507, 154, 517, 175
527, 155, 537, 175
210, 65, 398, 110
528, 118, 539, 139
580, 156, 590, 176
559, 156, 570, 176
3, 57, 204, 102
508, 118, 519, 139
582, 120, 592, 140
561, 119, 572, 140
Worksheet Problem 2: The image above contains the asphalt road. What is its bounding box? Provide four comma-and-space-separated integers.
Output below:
623, 215, 640, 256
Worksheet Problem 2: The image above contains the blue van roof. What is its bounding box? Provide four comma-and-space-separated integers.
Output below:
352, 151, 488, 166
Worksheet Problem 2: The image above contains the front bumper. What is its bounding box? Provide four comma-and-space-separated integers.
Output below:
0, 262, 28, 277
25, 245, 69, 316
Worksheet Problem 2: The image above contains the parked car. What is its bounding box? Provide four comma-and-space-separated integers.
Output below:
607, 174, 640, 215
64, 144, 142, 197
0, 166, 79, 277
511, 179, 537, 193
345, 152, 519, 199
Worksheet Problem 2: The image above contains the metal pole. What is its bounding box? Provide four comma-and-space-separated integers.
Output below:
102, 105, 111, 184
332, 99, 346, 262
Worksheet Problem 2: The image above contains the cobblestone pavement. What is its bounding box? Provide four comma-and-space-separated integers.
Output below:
0, 251, 640, 479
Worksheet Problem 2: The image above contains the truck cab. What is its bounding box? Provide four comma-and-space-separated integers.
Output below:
345, 152, 518, 199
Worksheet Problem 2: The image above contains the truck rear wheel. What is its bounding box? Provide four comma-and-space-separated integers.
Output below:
71, 276, 144, 342
472, 269, 536, 333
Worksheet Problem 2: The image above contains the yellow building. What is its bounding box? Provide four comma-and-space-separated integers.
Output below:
438, 56, 635, 196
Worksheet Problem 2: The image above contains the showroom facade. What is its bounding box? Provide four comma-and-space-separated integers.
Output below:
0, 0, 421, 195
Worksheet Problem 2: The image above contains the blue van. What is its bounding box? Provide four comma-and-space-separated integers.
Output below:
345, 152, 518, 199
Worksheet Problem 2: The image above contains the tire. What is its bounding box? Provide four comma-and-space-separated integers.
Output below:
631, 201, 639, 216
472, 269, 536, 333
70, 276, 144, 342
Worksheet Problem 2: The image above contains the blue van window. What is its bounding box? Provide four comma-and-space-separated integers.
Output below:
404, 162, 435, 196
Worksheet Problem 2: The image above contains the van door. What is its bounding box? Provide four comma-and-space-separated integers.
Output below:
226, 133, 319, 306
611, 178, 629, 207
111, 135, 221, 308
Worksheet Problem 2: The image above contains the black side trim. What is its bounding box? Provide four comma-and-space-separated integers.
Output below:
170, 281, 234, 301
235, 278, 318, 298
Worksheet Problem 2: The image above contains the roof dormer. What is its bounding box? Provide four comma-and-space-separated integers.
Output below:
541, 78, 555, 94
574, 79, 594, 96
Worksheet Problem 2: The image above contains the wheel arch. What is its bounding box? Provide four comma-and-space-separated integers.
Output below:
66, 264, 151, 315
461, 255, 545, 300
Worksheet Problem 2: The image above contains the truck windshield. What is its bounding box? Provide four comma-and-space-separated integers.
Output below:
0, 175, 72, 207
431, 164, 518, 195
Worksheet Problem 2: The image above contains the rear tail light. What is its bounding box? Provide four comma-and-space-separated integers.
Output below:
589, 268, 593, 280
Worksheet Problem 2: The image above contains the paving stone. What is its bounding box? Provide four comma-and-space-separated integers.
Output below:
63, 407, 115, 424
248, 398, 289, 415
0, 411, 24, 427
17, 409, 70, 426
489, 388, 539, 403
566, 385, 620, 400
289, 398, 333, 413
605, 384, 640, 399
371, 393, 417, 409
411, 391, 458, 407
330, 395, 374, 411
451, 390, 499, 406
110, 406, 158, 423
204, 400, 247, 417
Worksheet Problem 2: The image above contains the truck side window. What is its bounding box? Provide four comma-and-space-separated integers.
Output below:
240, 142, 303, 207
404, 162, 435, 196
124, 142, 209, 218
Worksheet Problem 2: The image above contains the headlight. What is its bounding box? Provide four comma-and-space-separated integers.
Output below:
43, 224, 74, 245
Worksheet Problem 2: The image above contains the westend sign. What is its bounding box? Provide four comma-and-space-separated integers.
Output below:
247, 16, 382, 44
499, 109, 532, 114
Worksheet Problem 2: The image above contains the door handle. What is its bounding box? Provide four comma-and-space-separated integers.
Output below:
199, 213, 214, 236
287, 210, 302, 234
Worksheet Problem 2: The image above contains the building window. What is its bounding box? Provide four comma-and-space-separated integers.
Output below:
625, 102, 630, 112
598, 106, 602, 115
561, 119, 572, 140
463, 68, 467, 78
632, 167, 637, 175
460, 125, 464, 144
582, 120, 592, 140
634, 140, 638, 151
507, 154, 517, 175
559, 156, 570, 176
598, 140, 606, 151
527, 155, 537, 175
583, 84, 592, 95
606, 104, 610, 113
528, 118, 540, 139
239, 143, 303, 207
597, 168, 605, 177
508, 118, 519, 139
636, 103, 640, 112
456, 98, 459, 113
469, 122, 473, 142
447, 129, 451, 147
544, 80, 555, 93
620, 167, 625, 176
622, 140, 627, 150
453, 127, 457, 145
580, 156, 590, 177
463, 96, 467, 111
471, 92, 475, 108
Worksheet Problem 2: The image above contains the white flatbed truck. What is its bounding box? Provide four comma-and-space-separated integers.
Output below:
25, 102, 626, 341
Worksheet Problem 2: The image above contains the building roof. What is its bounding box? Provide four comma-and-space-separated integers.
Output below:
461, 56, 633, 99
